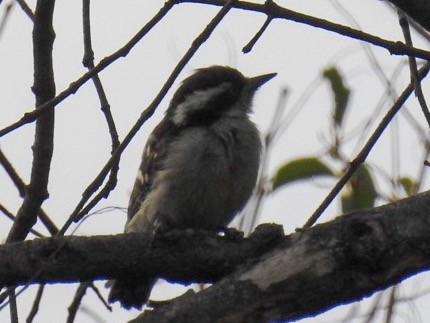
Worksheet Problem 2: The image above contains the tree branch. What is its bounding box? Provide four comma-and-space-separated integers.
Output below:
59, 0, 239, 232
179, 0, 430, 60
6, 0, 56, 243
132, 191, 430, 323
2, 192, 430, 321
0, 224, 284, 286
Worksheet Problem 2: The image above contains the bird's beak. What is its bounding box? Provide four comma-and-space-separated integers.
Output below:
247, 72, 277, 90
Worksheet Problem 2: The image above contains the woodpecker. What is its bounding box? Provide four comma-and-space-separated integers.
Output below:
108, 66, 276, 309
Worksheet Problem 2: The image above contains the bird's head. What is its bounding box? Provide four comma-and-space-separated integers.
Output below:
167, 66, 276, 126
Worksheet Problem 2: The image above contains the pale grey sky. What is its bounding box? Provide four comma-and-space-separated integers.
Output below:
1, 1, 429, 322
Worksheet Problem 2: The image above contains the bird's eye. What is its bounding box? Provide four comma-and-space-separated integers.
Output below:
170, 83, 231, 126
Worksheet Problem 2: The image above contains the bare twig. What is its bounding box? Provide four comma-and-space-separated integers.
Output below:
408, 18, 430, 43
60, 0, 239, 232
180, 0, 430, 59
274, 75, 321, 143
77, 0, 121, 225
0, 148, 25, 194
242, 15, 273, 53
9, 288, 18, 323
67, 282, 90, 323
398, 11, 430, 128
16, 0, 34, 21
26, 284, 45, 323
240, 88, 289, 234
362, 292, 384, 323
89, 284, 112, 312
0, 208, 123, 310
0, 1, 13, 40
0, 148, 58, 235
0, 0, 240, 308
384, 1, 430, 44
77, 305, 106, 323
0, 0, 176, 138
2, 1, 430, 140
63, 0, 122, 311
0, 203, 43, 237
384, 286, 397, 323
303, 62, 430, 228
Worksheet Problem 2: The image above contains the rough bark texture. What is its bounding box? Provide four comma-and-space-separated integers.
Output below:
131, 190, 430, 322
2, 192, 430, 322
0, 225, 284, 286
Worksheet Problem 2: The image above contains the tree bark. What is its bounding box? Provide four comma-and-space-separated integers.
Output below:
0, 225, 284, 286
130, 190, 430, 322
2, 191, 430, 322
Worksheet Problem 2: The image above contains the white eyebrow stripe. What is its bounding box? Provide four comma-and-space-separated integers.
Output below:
172, 82, 231, 126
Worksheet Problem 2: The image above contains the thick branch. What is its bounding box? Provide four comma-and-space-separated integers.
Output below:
2, 192, 430, 321
132, 191, 430, 323
0, 225, 284, 286
6, 0, 56, 242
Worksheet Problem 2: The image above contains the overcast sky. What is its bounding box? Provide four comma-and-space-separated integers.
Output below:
1, 1, 430, 322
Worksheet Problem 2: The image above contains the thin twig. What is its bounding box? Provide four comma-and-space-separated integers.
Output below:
240, 88, 289, 234
78, 305, 106, 323
64, 0, 122, 311
82, 0, 119, 151
414, 142, 430, 193
180, 0, 430, 60
242, 15, 273, 53
329, 0, 401, 103
0, 0, 239, 309
59, 0, 239, 232
398, 11, 430, 128
2, 1, 430, 139
15, 0, 34, 21
77, 0, 121, 227
362, 292, 384, 323
26, 284, 45, 323
0, 148, 58, 235
408, 18, 430, 43
303, 62, 430, 229
67, 282, 90, 323
0, 2, 13, 40
384, 1, 430, 44
0, 148, 25, 194
0, 0, 176, 138
0, 203, 44, 237
384, 286, 397, 323
0, 207, 123, 310
89, 284, 112, 311
9, 288, 18, 323
274, 76, 321, 144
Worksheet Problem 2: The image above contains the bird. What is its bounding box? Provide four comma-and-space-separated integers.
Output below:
108, 65, 276, 309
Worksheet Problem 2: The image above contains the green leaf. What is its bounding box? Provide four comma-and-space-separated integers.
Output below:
271, 157, 335, 191
323, 66, 350, 128
341, 164, 377, 213
399, 176, 416, 196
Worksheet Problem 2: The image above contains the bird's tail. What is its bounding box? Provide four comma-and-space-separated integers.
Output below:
107, 277, 156, 309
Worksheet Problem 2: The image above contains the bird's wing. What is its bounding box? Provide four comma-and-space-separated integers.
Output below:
127, 118, 177, 222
